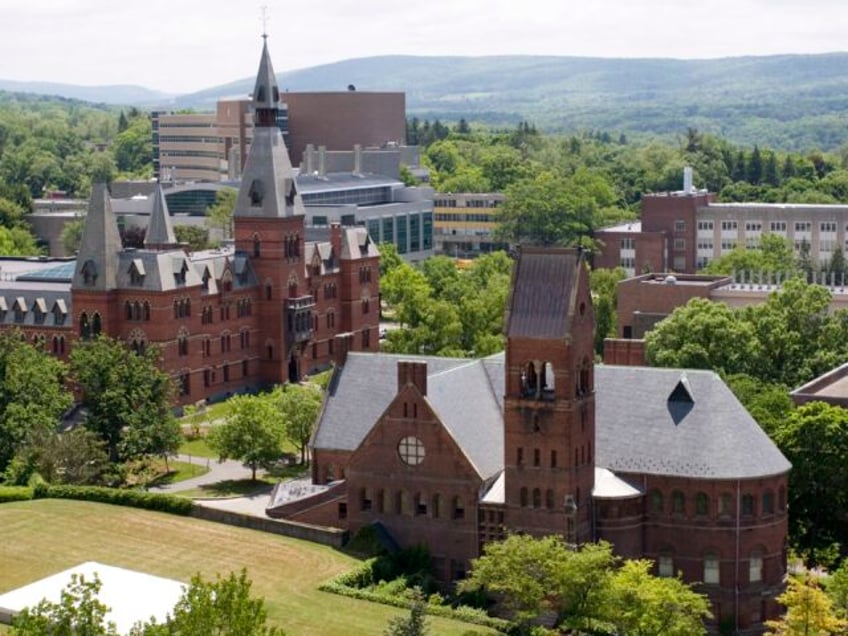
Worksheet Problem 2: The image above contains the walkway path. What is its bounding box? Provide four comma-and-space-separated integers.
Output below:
149, 454, 274, 518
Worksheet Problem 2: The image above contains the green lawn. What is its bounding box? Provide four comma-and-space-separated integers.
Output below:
0, 500, 497, 635
146, 460, 210, 487
178, 436, 218, 459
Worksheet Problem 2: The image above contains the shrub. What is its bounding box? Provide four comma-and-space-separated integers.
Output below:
0, 486, 34, 503
32, 484, 193, 515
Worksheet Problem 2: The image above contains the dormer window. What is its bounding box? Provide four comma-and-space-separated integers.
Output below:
173, 258, 189, 286
13, 297, 26, 323
285, 178, 296, 206
32, 298, 47, 325
81, 260, 97, 287
249, 179, 264, 206
129, 259, 145, 286
52, 300, 67, 326
201, 267, 211, 292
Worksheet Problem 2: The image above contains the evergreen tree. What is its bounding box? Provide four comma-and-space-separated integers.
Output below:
764, 151, 780, 186
748, 145, 764, 184
732, 150, 747, 182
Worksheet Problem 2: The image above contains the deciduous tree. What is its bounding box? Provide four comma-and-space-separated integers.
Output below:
208, 394, 284, 480
766, 575, 846, 636
70, 336, 178, 463
273, 383, 322, 465
206, 187, 237, 240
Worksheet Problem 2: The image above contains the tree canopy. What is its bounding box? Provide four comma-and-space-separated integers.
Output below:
272, 383, 322, 465
69, 336, 178, 463
208, 393, 285, 480
458, 535, 710, 634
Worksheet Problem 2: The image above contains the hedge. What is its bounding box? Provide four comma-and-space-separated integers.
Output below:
0, 486, 34, 503
31, 483, 194, 515
319, 564, 510, 633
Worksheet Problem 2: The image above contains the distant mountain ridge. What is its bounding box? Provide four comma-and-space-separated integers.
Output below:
4, 53, 848, 150
0, 79, 174, 106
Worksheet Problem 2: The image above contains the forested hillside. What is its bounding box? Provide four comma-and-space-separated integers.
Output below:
174, 53, 848, 151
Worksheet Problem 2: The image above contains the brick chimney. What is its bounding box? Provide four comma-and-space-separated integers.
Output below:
330, 223, 342, 259
397, 360, 427, 395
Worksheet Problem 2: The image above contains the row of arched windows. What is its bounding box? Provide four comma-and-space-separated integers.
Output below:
236, 298, 252, 318
201, 305, 214, 325
655, 548, 766, 586
324, 283, 337, 299
358, 266, 372, 283
649, 487, 786, 518
124, 301, 151, 322
283, 234, 300, 259
359, 488, 466, 520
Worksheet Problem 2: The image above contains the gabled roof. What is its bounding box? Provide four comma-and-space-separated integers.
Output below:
313, 352, 790, 485
115, 250, 202, 292
72, 183, 121, 291
341, 227, 379, 260
313, 353, 504, 480
505, 247, 582, 339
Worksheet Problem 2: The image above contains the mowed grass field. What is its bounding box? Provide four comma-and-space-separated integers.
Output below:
0, 500, 497, 635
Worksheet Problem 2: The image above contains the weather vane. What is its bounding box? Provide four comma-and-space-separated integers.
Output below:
261, 5, 269, 39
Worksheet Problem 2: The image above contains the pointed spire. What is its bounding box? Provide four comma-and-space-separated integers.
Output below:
234, 39, 305, 220
252, 38, 280, 118
144, 184, 177, 249
72, 183, 122, 291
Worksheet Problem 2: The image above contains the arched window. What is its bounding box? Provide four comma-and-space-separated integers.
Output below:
762, 490, 775, 515
415, 492, 427, 516
452, 496, 465, 520
658, 549, 674, 578
253, 234, 261, 258
91, 313, 102, 337
143, 302, 150, 321
432, 493, 443, 519
578, 356, 591, 395
720, 493, 733, 516
650, 489, 663, 514
672, 490, 685, 515
749, 551, 763, 583
520, 487, 528, 507
695, 492, 709, 516
704, 552, 720, 585
125, 301, 132, 320
532, 488, 541, 509
545, 489, 555, 509
542, 361, 555, 398
521, 361, 538, 398
742, 493, 755, 516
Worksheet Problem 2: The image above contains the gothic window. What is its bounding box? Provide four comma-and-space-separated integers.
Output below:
532, 488, 541, 508
520, 487, 528, 507
742, 493, 755, 516
541, 362, 555, 398
125, 301, 132, 320
143, 302, 150, 321
551, 450, 557, 468
521, 361, 538, 398
79, 312, 90, 340
91, 313, 102, 337
253, 234, 261, 258
578, 356, 591, 395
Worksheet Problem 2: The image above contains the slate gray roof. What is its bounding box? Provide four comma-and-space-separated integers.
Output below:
144, 185, 177, 248
341, 227, 379, 260
0, 284, 71, 328
72, 183, 121, 291
314, 352, 790, 485
115, 250, 203, 292
251, 38, 279, 111
595, 365, 791, 479
313, 352, 504, 480
506, 247, 581, 339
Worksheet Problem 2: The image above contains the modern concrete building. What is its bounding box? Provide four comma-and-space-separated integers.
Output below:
432, 193, 509, 257
153, 92, 406, 183
269, 246, 790, 634
595, 169, 848, 276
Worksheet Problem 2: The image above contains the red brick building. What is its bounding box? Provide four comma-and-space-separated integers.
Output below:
270, 246, 790, 634
0, 39, 379, 405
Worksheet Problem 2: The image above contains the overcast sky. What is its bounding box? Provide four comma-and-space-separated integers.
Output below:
2, 0, 847, 94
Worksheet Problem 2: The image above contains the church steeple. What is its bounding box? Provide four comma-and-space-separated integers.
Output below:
72, 182, 122, 291
252, 36, 280, 126
234, 36, 305, 219
144, 184, 177, 250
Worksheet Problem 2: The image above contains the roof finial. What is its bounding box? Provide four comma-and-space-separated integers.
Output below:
261, 5, 269, 40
